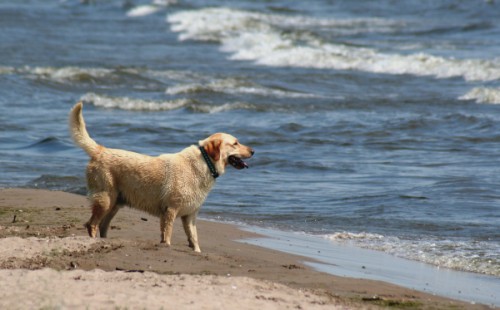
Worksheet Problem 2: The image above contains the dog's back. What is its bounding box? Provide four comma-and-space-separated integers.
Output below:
86, 146, 170, 216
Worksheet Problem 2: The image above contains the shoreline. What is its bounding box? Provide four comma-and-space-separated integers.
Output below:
0, 188, 496, 309
239, 226, 500, 307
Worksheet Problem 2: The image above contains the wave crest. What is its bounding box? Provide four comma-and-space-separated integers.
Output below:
326, 232, 500, 276
80, 92, 254, 113
460, 87, 500, 104
166, 78, 318, 98
80, 93, 190, 111
29, 66, 115, 83
168, 7, 500, 82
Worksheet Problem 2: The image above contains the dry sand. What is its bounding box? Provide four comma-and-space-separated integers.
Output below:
0, 188, 493, 309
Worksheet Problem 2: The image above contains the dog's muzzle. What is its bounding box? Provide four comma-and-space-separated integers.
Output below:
229, 149, 254, 169
228, 155, 248, 169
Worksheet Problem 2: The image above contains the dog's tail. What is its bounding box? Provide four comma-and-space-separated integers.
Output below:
69, 102, 100, 157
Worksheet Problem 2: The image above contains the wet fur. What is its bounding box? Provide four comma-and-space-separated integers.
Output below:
69, 102, 253, 252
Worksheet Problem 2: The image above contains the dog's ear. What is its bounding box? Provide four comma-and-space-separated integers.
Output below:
205, 139, 222, 161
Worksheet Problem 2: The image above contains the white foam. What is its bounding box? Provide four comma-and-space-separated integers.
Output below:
126, 0, 176, 17
24, 65, 203, 85
191, 102, 254, 114
327, 231, 385, 241
152, 0, 177, 6
5, 66, 207, 89
168, 8, 403, 40
5, 64, 319, 98
26, 66, 114, 83
80, 92, 189, 111
80, 92, 252, 113
127, 5, 161, 17
0, 66, 15, 74
460, 87, 500, 104
168, 8, 500, 82
166, 78, 318, 98
325, 232, 500, 277
244, 227, 500, 306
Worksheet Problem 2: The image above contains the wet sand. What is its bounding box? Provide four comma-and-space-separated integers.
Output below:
0, 188, 493, 309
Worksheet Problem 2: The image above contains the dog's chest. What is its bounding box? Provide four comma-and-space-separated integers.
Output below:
173, 181, 214, 217
160, 150, 215, 217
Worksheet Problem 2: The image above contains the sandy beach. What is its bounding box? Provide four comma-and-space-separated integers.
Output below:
0, 188, 494, 309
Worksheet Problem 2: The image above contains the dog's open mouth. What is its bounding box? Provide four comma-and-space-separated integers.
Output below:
228, 155, 248, 169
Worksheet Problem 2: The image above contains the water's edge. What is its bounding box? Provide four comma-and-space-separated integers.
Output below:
237, 225, 499, 307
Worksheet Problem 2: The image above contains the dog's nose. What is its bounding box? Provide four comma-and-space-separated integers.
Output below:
250, 149, 255, 156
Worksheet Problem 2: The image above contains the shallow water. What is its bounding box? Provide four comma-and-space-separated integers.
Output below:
0, 0, 499, 278
242, 226, 500, 306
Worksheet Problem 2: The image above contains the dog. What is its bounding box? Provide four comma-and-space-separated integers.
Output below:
69, 102, 254, 252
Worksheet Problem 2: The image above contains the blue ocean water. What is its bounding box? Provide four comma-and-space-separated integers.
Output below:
0, 0, 499, 278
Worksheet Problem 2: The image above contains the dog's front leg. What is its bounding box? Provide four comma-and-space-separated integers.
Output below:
181, 213, 201, 252
160, 208, 177, 246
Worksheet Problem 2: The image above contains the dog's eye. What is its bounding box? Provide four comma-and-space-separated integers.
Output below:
233, 141, 238, 146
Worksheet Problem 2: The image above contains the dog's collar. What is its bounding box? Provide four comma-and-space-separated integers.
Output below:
199, 146, 219, 179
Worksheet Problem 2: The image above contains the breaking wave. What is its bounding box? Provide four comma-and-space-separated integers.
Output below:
0, 66, 15, 74
27, 66, 115, 83
80, 92, 254, 113
126, 0, 176, 17
2, 65, 320, 99
326, 232, 500, 277
460, 87, 500, 104
166, 77, 319, 98
127, 5, 162, 17
168, 7, 500, 82
3, 66, 201, 86
80, 92, 190, 111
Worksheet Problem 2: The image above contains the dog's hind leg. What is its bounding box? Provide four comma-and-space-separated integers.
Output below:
181, 214, 201, 252
160, 207, 178, 246
99, 204, 121, 238
85, 192, 115, 238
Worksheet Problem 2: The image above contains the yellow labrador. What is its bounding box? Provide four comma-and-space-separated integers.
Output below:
69, 102, 254, 252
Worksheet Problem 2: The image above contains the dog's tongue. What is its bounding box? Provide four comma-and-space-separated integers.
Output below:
229, 156, 248, 169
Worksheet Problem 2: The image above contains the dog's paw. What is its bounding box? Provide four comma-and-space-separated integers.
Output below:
158, 241, 171, 248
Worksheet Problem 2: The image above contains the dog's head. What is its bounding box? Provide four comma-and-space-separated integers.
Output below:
199, 133, 254, 175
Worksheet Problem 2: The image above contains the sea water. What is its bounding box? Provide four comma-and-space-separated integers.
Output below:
0, 0, 499, 289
